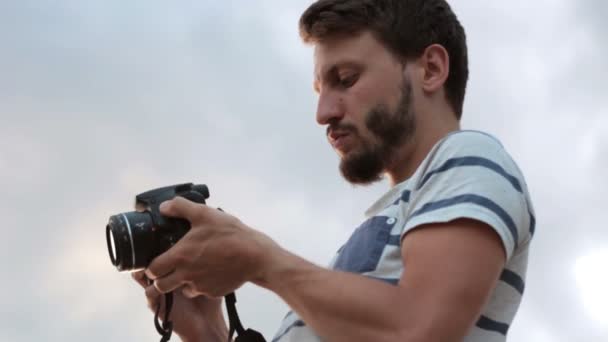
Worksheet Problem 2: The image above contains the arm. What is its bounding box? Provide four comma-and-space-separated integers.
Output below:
255, 218, 505, 342
145, 198, 505, 341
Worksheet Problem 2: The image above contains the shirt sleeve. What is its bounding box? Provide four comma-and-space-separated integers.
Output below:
400, 132, 533, 261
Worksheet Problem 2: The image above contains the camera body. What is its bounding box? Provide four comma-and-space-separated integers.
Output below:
106, 183, 209, 272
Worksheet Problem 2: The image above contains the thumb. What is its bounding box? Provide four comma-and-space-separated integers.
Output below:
159, 196, 209, 223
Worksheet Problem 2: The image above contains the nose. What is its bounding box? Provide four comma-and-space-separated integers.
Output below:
316, 90, 344, 126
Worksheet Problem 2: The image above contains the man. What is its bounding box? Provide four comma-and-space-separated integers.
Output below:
133, 0, 535, 341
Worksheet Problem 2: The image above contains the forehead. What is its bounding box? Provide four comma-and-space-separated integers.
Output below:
313, 31, 392, 78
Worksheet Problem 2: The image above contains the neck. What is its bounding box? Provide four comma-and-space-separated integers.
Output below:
385, 108, 460, 186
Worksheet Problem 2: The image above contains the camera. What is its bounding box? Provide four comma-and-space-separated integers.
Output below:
106, 183, 210, 272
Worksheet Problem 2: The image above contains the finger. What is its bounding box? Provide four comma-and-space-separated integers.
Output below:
145, 284, 162, 300
181, 284, 199, 299
159, 196, 210, 223
145, 252, 178, 280
144, 218, 198, 280
154, 270, 186, 294
132, 270, 148, 288
145, 285, 163, 311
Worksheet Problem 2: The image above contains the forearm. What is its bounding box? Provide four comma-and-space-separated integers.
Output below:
178, 310, 228, 342
253, 249, 427, 342
179, 326, 227, 342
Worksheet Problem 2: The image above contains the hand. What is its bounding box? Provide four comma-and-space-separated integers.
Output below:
132, 270, 228, 342
145, 196, 280, 298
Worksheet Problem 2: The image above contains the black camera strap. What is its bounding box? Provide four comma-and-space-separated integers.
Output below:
154, 292, 174, 342
225, 292, 266, 342
151, 291, 265, 342
217, 208, 265, 342
225, 292, 244, 339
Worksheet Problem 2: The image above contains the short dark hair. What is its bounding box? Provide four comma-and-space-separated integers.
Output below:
299, 0, 469, 120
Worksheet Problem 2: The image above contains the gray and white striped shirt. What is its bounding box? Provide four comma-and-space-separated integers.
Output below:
273, 130, 535, 342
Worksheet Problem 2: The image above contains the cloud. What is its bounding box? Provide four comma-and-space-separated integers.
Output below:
2, 0, 607, 341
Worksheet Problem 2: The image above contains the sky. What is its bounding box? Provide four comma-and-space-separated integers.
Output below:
0, 0, 607, 341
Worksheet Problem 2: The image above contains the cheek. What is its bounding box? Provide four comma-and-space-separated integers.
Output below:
358, 72, 404, 113
343, 85, 374, 133
349, 82, 377, 112
354, 75, 399, 112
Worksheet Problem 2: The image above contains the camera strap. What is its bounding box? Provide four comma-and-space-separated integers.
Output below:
225, 292, 267, 342
154, 292, 174, 342
151, 291, 265, 342
216, 208, 266, 342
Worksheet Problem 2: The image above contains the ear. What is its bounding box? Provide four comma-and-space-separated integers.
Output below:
419, 44, 450, 93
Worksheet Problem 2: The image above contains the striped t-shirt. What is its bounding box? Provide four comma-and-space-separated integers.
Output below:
272, 130, 535, 342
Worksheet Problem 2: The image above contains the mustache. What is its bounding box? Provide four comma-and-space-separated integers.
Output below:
326, 122, 358, 137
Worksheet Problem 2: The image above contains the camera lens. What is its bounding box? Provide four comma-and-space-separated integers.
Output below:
106, 211, 156, 272
106, 223, 119, 266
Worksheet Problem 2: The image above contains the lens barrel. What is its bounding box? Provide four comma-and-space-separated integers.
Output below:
106, 211, 156, 272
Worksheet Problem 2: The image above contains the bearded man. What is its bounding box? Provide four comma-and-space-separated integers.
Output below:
133, 1, 536, 341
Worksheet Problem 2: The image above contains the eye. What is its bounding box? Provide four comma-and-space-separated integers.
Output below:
339, 74, 358, 88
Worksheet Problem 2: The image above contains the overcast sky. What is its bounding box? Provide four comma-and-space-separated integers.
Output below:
1, 1, 607, 341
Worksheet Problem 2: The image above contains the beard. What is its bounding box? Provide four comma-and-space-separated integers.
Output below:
338, 77, 417, 185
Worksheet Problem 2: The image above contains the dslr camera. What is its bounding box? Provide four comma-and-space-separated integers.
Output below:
106, 183, 209, 271
106, 183, 266, 342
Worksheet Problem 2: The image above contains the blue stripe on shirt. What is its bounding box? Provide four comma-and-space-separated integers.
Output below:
476, 315, 510, 335
393, 190, 411, 205
529, 209, 536, 236
500, 269, 525, 294
408, 194, 519, 247
272, 319, 306, 342
418, 156, 523, 193
366, 275, 400, 285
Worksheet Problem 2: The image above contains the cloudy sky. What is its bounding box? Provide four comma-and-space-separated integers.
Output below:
1, 0, 607, 341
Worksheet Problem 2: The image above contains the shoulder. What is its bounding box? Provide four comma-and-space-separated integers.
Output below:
403, 130, 534, 257
414, 130, 524, 189
434, 130, 506, 159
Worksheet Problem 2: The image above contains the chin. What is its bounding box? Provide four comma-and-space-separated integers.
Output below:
334, 148, 349, 159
